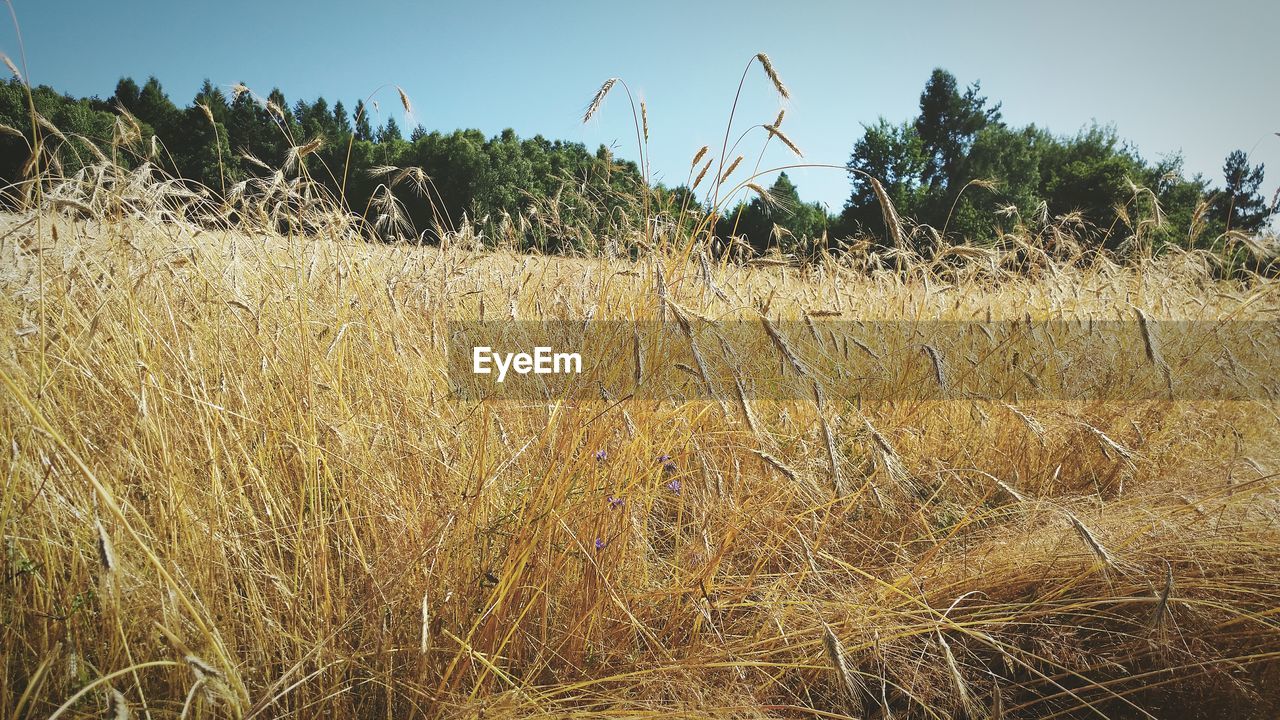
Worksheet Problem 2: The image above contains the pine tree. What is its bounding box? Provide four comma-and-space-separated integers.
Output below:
135, 76, 179, 137
1215, 150, 1271, 233
333, 101, 351, 136
914, 69, 1001, 193
378, 116, 402, 143
353, 100, 373, 142
112, 77, 140, 111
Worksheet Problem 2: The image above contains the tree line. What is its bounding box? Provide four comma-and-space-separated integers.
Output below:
833, 69, 1274, 254
0, 70, 1274, 256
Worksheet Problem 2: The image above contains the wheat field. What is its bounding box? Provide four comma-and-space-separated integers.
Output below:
2, 194, 1279, 719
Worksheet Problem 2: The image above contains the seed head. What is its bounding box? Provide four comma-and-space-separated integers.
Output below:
755, 53, 790, 99
583, 78, 618, 123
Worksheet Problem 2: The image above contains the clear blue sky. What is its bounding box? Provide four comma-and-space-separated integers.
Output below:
4, 0, 1277, 212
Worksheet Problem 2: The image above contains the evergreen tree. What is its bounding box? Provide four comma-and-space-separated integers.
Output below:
298, 96, 331, 139
193, 80, 229, 125
1214, 150, 1271, 233
724, 172, 829, 254
265, 88, 295, 129
135, 76, 179, 139
914, 69, 1001, 193
112, 77, 140, 111
353, 99, 373, 141
378, 116, 402, 143
332, 101, 351, 136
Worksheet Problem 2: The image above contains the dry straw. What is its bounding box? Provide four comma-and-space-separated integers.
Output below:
821, 415, 848, 497
94, 518, 116, 575
420, 591, 432, 655
7, 49, 1279, 720
1151, 561, 1174, 631
821, 622, 867, 718
752, 449, 799, 482
922, 343, 947, 391
1067, 512, 1118, 571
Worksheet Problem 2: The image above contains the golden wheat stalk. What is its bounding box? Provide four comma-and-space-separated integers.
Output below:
922, 344, 947, 391
1151, 561, 1174, 631
734, 377, 760, 435
821, 415, 849, 497
753, 450, 799, 482
692, 158, 713, 190
295, 137, 323, 159
993, 476, 1029, 503
755, 53, 790, 99
94, 518, 116, 575
745, 182, 774, 206
821, 622, 867, 718
582, 78, 618, 123
1134, 306, 1168, 370
937, 630, 978, 716
763, 123, 803, 158
869, 177, 905, 252
420, 591, 431, 655
2, 53, 22, 82
720, 155, 743, 184
1067, 512, 1118, 571
760, 315, 809, 377
1005, 404, 1046, 437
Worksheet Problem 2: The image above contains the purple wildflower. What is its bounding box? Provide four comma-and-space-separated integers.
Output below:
659, 454, 678, 475
594, 449, 607, 462
594, 538, 606, 551
666, 479, 682, 495
607, 495, 625, 510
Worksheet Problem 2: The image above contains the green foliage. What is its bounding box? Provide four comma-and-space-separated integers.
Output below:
352, 99, 373, 142
839, 68, 1250, 253
914, 68, 1001, 193
721, 172, 829, 255
1212, 150, 1273, 234
0, 76, 648, 250
1, 70, 1270, 262
378, 116, 402, 143
0, 78, 119, 190
132, 76, 181, 141
838, 119, 929, 243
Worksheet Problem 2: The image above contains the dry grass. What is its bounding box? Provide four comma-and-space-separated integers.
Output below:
2, 205, 1280, 719
1, 48, 1279, 720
